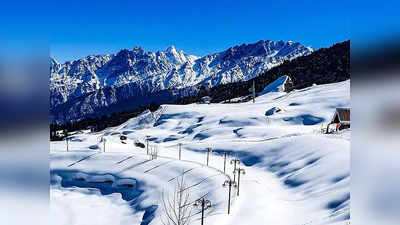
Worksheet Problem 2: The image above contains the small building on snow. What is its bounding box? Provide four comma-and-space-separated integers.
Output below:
326, 108, 350, 133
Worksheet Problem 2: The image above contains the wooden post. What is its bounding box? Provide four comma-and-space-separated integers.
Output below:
223, 152, 227, 174
103, 138, 106, 153
178, 143, 182, 160
146, 136, 149, 155
206, 147, 212, 166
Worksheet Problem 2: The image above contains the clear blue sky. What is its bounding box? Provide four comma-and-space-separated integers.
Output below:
6, 0, 393, 63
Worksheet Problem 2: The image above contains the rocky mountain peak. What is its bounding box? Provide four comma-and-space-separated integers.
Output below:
165, 45, 177, 53
50, 39, 313, 124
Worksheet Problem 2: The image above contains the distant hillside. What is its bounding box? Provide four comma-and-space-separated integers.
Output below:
51, 40, 312, 124
176, 40, 350, 104
50, 41, 349, 135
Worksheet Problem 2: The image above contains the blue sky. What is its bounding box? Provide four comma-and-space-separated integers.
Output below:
7, 0, 395, 63
45, 0, 355, 63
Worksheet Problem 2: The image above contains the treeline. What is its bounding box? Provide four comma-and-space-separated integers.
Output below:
175, 40, 350, 104
50, 101, 160, 140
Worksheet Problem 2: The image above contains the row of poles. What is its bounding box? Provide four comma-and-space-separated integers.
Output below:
172, 141, 246, 224
223, 158, 245, 214
66, 135, 245, 224
144, 137, 247, 221
193, 155, 245, 224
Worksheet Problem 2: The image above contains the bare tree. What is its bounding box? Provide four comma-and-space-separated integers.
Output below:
161, 174, 192, 225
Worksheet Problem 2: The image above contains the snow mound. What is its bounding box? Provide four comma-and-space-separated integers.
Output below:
121, 107, 165, 130
259, 75, 289, 95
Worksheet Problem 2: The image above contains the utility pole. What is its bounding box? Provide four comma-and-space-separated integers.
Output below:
103, 137, 106, 153
222, 179, 236, 214
222, 152, 228, 174
150, 145, 158, 160
193, 198, 211, 225
178, 143, 182, 160
149, 145, 152, 160
66, 137, 69, 152
146, 135, 150, 155
234, 168, 245, 196
248, 81, 256, 103
206, 147, 212, 166
230, 158, 240, 183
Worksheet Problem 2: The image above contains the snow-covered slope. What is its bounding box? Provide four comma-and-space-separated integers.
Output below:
50, 79, 349, 225
259, 75, 290, 95
50, 40, 313, 123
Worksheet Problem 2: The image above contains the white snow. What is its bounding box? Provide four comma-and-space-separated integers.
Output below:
259, 75, 289, 95
50, 79, 350, 225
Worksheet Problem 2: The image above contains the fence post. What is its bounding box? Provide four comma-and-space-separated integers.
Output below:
206, 147, 212, 166
146, 135, 150, 155
178, 143, 182, 160
223, 152, 227, 173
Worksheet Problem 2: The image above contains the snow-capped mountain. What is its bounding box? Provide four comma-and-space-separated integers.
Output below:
50, 40, 313, 123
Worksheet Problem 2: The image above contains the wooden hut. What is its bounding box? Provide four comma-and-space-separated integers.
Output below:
326, 108, 350, 133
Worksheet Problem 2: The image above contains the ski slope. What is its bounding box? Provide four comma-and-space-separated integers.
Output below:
50, 79, 350, 225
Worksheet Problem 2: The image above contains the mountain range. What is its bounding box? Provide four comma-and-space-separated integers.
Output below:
50, 40, 313, 124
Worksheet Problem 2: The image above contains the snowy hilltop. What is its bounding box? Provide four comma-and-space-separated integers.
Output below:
50, 40, 313, 123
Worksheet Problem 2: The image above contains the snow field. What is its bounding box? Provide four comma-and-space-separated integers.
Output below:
51, 79, 350, 225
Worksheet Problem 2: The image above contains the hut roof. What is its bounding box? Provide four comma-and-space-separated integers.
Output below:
331, 108, 350, 124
